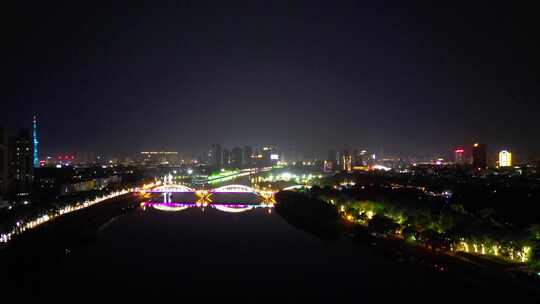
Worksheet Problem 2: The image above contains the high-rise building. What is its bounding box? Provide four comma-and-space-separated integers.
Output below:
341, 150, 352, 172
472, 143, 487, 169
231, 146, 243, 169
335, 150, 342, 167
499, 150, 512, 167
243, 146, 252, 167
323, 160, 333, 172
270, 151, 279, 166
353, 149, 366, 166
9, 129, 34, 195
0, 127, 8, 195
261, 146, 272, 167
454, 147, 465, 165
33, 115, 39, 168
222, 148, 231, 168
359, 150, 368, 166
209, 144, 223, 169
324, 149, 336, 171
327, 149, 336, 163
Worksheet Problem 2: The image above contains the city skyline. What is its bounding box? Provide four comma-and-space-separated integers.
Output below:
0, 115, 532, 164
2, 2, 539, 158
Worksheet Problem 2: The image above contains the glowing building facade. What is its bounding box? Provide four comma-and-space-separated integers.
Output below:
499, 150, 512, 167
341, 150, 352, 172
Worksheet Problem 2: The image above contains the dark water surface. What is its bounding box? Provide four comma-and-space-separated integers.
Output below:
3, 195, 539, 299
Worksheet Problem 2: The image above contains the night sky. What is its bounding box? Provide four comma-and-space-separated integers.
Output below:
2, 2, 539, 160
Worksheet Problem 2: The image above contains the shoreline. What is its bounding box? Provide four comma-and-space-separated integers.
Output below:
343, 221, 540, 294
1, 193, 145, 256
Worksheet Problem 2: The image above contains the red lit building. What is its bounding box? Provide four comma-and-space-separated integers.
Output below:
454, 148, 465, 165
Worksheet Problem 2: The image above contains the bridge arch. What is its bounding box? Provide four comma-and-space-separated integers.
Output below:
149, 184, 195, 193
211, 184, 258, 194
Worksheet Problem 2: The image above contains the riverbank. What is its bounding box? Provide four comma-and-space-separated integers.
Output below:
275, 190, 342, 240
0, 192, 146, 291
345, 223, 540, 295
275, 190, 540, 298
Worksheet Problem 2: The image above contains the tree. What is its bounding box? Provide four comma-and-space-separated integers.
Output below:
450, 204, 467, 214
420, 229, 450, 251
527, 224, 540, 240
402, 226, 418, 241
368, 214, 399, 235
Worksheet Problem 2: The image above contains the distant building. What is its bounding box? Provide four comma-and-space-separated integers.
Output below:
140, 151, 179, 165
261, 146, 276, 167
210, 144, 222, 169
231, 146, 243, 168
0, 127, 8, 195
327, 149, 336, 162
499, 150, 512, 167
359, 150, 368, 166
261, 146, 271, 167
35, 167, 122, 198
222, 148, 231, 168
33, 115, 39, 168
270, 152, 279, 165
243, 146, 253, 167
9, 129, 34, 195
352, 149, 361, 166
472, 143, 487, 169
77, 152, 98, 165
341, 150, 352, 172
454, 147, 465, 165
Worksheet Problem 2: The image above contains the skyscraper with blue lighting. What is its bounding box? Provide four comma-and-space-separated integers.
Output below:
33, 115, 39, 168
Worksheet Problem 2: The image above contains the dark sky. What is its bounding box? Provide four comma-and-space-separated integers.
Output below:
2, 1, 539, 160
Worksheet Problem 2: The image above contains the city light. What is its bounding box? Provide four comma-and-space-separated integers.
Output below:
372, 165, 391, 171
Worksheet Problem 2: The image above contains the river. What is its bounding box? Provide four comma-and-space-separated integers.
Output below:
2, 181, 539, 299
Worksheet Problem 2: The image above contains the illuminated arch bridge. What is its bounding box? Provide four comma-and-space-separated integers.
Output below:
148, 184, 269, 194
147, 184, 195, 193
211, 184, 258, 194
146, 183, 277, 203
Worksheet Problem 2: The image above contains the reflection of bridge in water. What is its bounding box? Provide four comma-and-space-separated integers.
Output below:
141, 202, 273, 214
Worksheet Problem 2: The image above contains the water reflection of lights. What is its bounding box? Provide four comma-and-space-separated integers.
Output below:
152, 204, 191, 212
142, 202, 273, 213
212, 205, 253, 213
143, 202, 195, 212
